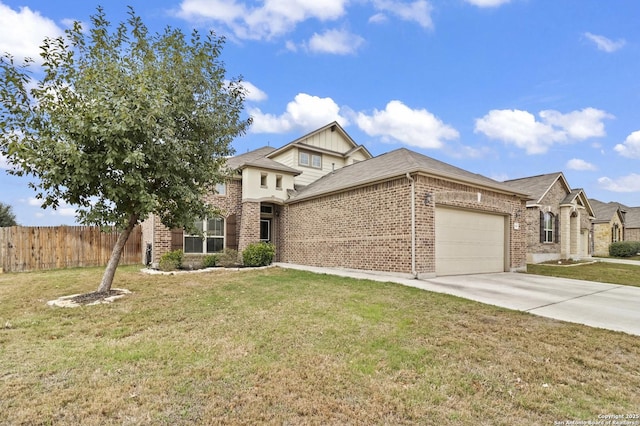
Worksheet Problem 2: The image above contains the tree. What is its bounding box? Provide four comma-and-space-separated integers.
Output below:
0, 202, 17, 227
0, 7, 251, 293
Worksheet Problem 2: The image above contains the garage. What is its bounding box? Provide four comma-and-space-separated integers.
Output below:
435, 207, 507, 276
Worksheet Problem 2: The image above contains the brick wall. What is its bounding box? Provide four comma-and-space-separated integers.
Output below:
625, 228, 640, 242
280, 174, 527, 276
145, 178, 243, 264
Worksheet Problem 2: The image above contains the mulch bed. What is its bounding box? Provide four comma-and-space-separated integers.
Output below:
70, 289, 128, 305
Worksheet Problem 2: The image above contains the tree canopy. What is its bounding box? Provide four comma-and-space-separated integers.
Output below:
0, 202, 17, 227
0, 7, 251, 292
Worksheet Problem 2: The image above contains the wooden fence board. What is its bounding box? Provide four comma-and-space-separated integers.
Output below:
0, 225, 142, 273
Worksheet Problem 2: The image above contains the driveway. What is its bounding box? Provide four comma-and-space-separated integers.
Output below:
275, 263, 640, 336
421, 273, 640, 336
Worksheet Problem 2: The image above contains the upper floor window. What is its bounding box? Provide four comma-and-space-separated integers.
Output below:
260, 173, 268, 188
215, 183, 226, 196
276, 175, 283, 190
299, 150, 322, 169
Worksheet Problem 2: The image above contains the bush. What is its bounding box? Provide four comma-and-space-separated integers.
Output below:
159, 249, 183, 271
609, 241, 640, 258
242, 242, 276, 267
203, 254, 217, 268
217, 249, 239, 268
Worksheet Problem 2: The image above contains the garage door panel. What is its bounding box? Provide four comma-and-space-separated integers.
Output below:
435, 207, 505, 276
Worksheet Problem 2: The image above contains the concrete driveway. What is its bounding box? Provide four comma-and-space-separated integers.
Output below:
276, 263, 640, 336
421, 273, 640, 336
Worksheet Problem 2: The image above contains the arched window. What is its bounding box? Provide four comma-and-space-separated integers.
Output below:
540, 211, 557, 243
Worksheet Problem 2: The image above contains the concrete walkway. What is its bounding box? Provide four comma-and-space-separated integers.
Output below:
274, 263, 640, 337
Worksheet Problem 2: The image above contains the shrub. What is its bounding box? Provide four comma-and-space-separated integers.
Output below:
159, 249, 183, 271
217, 249, 239, 268
203, 254, 217, 268
242, 242, 275, 267
609, 241, 640, 258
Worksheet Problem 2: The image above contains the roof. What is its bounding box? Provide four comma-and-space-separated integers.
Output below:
226, 146, 301, 175
589, 199, 626, 224
266, 121, 373, 160
624, 206, 640, 228
289, 148, 529, 203
502, 172, 569, 206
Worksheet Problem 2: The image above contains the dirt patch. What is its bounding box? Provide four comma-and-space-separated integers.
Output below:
47, 288, 131, 308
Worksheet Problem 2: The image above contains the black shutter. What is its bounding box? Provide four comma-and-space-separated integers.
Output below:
539, 211, 544, 243
554, 214, 559, 243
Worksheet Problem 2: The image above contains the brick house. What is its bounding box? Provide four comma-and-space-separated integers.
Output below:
143, 122, 530, 277
588, 199, 626, 256
622, 206, 640, 242
503, 172, 595, 263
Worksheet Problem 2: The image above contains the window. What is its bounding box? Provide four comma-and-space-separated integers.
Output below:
260, 173, 268, 188
276, 175, 282, 190
540, 211, 556, 243
298, 150, 322, 169
612, 223, 620, 242
215, 183, 226, 196
260, 219, 270, 242
184, 217, 224, 254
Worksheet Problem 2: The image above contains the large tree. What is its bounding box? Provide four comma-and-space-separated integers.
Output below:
0, 7, 251, 293
0, 202, 17, 227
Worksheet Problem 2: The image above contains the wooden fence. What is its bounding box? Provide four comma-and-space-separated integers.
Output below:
0, 225, 142, 273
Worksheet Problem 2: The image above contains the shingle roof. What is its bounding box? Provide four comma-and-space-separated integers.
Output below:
226, 146, 301, 175
502, 172, 567, 205
624, 207, 640, 228
589, 199, 624, 223
289, 148, 528, 202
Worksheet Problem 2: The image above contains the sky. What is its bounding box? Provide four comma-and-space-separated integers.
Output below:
1, 0, 639, 226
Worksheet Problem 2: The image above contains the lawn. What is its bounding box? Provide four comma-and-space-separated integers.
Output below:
527, 261, 640, 287
1, 266, 639, 425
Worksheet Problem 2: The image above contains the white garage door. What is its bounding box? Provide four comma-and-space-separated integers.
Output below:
435, 207, 506, 276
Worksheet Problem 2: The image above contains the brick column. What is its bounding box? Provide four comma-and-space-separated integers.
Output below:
238, 201, 260, 254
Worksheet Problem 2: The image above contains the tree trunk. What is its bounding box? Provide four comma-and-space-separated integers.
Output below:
97, 213, 139, 293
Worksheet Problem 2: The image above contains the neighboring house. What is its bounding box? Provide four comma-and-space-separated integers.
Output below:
618, 204, 640, 242
588, 199, 626, 256
503, 172, 595, 263
143, 122, 530, 277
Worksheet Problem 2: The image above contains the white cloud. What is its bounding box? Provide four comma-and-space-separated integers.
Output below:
566, 158, 597, 171
176, 0, 347, 40
27, 197, 77, 217
614, 131, 640, 159
368, 13, 388, 24
308, 29, 364, 55
0, 153, 8, 169
249, 93, 348, 133
584, 32, 626, 53
474, 108, 613, 154
356, 100, 459, 149
0, 3, 64, 63
240, 81, 268, 102
372, 0, 433, 29
465, 0, 511, 7
598, 174, 640, 193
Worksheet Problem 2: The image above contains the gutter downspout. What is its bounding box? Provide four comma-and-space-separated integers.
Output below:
406, 173, 417, 278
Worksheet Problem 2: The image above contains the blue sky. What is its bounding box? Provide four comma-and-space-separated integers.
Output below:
1, 0, 639, 226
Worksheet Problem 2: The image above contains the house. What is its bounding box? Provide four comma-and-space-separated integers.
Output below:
622, 206, 640, 242
143, 122, 530, 277
588, 199, 626, 256
502, 172, 595, 263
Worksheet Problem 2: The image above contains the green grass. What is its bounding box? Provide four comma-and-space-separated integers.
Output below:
1, 266, 640, 425
527, 261, 640, 287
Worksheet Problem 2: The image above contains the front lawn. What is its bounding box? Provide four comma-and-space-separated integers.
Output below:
1, 266, 639, 425
527, 261, 640, 287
